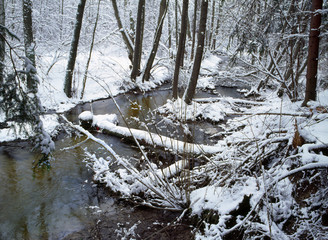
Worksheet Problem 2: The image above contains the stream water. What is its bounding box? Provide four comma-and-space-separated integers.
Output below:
0, 85, 242, 239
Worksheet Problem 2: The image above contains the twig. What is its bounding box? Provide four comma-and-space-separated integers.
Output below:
226, 112, 311, 117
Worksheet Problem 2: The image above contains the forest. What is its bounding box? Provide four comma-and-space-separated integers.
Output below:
0, 0, 328, 239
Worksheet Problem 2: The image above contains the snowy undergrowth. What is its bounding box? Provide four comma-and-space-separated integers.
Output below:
158, 98, 228, 123
188, 90, 328, 239
79, 87, 328, 239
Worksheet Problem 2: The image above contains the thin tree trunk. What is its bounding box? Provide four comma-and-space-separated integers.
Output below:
64, 0, 86, 98
142, 0, 168, 82
175, 0, 179, 46
167, 3, 172, 55
81, 0, 101, 99
0, 0, 5, 84
190, 0, 198, 61
183, 0, 208, 105
302, 0, 323, 106
111, 0, 134, 62
208, 0, 215, 49
131, 0, 145, 82
22, 0, 37, 90
172, 0, 188, 99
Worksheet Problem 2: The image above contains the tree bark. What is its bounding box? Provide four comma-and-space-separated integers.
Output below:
183, 0, 208, 105
22, 0, 37, 90
111, 0, 134, 62
64, 0, 86, 98
208, 0, 215, 49
0, 0, 5, 84
190, 0, 198, 61
142, 0, 168, 82
81, 0, 101, 99
131, 0, 145, 82
302, 0, 323, 106
172, 0, 189, 99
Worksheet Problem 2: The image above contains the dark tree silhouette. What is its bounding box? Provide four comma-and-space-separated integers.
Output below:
64, 0, 86, 98
22, 0, 37, 90
131, 0, 145, 82
172, 0, 189, 99
183, 0, 208, 104
302, 0, 323, 106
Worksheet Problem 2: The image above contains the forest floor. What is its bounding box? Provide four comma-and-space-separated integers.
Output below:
1, 49, 328, 239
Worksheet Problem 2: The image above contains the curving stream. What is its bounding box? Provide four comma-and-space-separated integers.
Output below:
0, 85, 243, 239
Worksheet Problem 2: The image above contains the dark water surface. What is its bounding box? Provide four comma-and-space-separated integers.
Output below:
0, 85, 242, 239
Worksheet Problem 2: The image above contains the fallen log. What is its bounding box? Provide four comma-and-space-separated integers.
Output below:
79, 111, 223, 156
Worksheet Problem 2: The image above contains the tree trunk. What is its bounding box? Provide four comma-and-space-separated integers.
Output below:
175, 0, 179, 46
167, 3, 172, 55
0, 0, 5, 84
190, 0, 198, 61
131, 0, 145, 82
172, 0, 189, 99
80, 0, 101, 99
142, 0, 168, 82
183, 0, 208, 105
22, 0, 37, 90
111, 0, 134, 62
64, 0, 86, 98
302, 0, 323, 106
208, 0, 216, 49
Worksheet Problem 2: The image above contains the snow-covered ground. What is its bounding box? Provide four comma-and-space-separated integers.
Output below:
1, 47, 328, 239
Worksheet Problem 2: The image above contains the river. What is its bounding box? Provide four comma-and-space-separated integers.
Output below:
0, 85, 243, 239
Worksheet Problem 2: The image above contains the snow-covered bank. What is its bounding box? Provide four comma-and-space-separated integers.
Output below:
0, 45, 170, 143
79, 86, 328, 239
38, 46, 170, 113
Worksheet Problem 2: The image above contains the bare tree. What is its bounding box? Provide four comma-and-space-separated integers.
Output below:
142, 0, 168, 82
0, 0, 5, 84
131, 0, 145, 82
183, 0, 208, 104
22, 0, 37, 90
302, 0, 323, 106
190, 0, 198, 61
172, 0, 189, 99
64, 0, 86, 98
81, 0, 101, 99
111, 0, 134, 62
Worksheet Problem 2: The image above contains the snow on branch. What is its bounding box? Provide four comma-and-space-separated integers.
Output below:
86, 112, 223, 156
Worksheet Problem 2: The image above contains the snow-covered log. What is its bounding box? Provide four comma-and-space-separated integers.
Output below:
80, 111, 223, 156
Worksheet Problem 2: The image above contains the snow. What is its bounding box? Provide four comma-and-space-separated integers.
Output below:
78, 111, 93, 121
158, 98, 227, 122
91, 113, 223, 155
301, 118, 328, 144
1, 35, 327, 238
0, 114, 59, 142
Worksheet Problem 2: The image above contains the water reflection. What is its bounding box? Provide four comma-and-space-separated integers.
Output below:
0, 139, 95, 239
0, 85, 242, 239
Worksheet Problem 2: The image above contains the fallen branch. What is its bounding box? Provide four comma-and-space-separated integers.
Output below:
194, 97, 266, 106
61, 115, 185, 210
92, 114, 223, 156
226, 112, 311, 117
